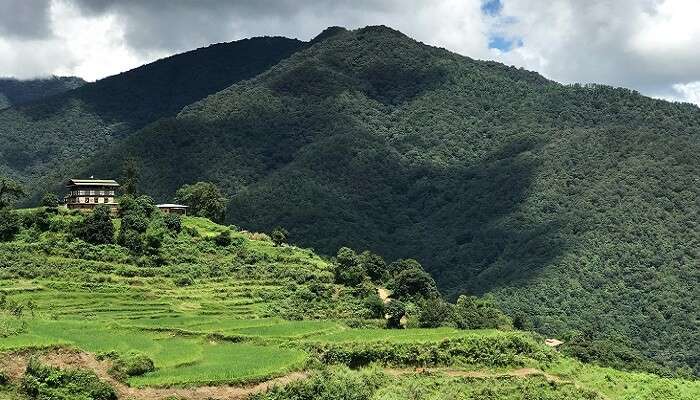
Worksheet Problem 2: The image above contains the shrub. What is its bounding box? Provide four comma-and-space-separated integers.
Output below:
363, 294, 385, 319
271, 227, 288, 246
163, 213, 182, 234
22, 358, 117, 400
214, 230, 232, 246
77, 205, 114, 245
175, 275, 194, 287
0, 209, 20, 242
335, 247, 367, 287
359, 251, 387, 283
108, 353, 155, 380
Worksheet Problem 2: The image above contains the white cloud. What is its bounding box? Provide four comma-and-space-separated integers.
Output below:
0, 0, 698, 106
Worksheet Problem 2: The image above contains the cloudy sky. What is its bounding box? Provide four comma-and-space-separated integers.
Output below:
1, 0, 699, 104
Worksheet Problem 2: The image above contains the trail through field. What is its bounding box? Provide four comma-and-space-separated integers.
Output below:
1, 348, 308, 400
377, 288, 391, 303
385, 367, 563, 381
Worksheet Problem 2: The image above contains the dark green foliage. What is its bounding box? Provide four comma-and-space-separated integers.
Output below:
117, 195, 156, 253
0, 37, 305, 199
40, 192, 59, 208
0, 370, 8, 385
163, 213, 182, 234
417, 297, 453, 328
174, 182, 228, 222
21, 358, 116, 400
451, 295, 512, 330
390, 264, 438, 300
358, 251, 387, 283
0, 177, 24, 209
384, 300, 405, 329
121, 158, 140, 195
0, 76, 85, 109
0, 209, 20, 242
362, 294, 385, 319
76, 205, 114, 245
310, 333, 551, 368
108, 353, 155, 380
271, 227, 288, 246
334, 247, 367, 287
214, 230, 233, 247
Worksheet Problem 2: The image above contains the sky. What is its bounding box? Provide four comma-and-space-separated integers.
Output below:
1, 0, 699, 105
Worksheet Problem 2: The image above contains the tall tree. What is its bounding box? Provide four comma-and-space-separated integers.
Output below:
175, 182, 228, 222
0, 177, 24, 209
121, 158, 140, 196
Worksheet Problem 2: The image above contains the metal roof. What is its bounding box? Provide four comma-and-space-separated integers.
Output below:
156, 204, 189, 208
67, 179, 120, 187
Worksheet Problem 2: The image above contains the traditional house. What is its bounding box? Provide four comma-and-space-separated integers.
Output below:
156, 204, 188, 215
65, 179, 119, 213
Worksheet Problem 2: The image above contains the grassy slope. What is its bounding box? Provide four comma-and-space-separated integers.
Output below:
0, 212, 697, 399
77, 26, 700, 373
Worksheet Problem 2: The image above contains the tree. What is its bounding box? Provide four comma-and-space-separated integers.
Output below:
271, 227, 288, 246
174, 182, 228, 222
359, 251, 388, 283
417, 297, 452, 328
385, 300, 406, 329
40, 192, 59, 208
334, 247, 366, 286
121, 158, 140, 195
163, 213, 182, 234
118, 195, 156, 252
451, 295, 512, 330
390, 264, 438, 299
0, 177, 24, 209
77, 205, 114, 245
0, 209, 20, 241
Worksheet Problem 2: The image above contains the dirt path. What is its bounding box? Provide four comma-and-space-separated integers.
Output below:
377, 288, 391, 304
1, 348, 307, 400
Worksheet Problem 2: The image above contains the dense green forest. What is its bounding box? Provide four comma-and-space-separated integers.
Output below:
0, 36, 306, 198
0, 76, 85, 109
0, 26, 697, 375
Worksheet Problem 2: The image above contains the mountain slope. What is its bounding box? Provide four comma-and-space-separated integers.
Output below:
80, 26, 700, 374
0, 36, 306, 194
0, 76, 85, 109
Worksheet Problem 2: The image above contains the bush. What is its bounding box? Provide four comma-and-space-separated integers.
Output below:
108, 353, 155, 380
0, 209, 20, 242
163, 213, 182, 234
175, 275, 194, 287
22, 358, 116, 400
359, 251, 387, 283
77, 205, 114, 245
214, 230, 232, 246
271, 227, 288, 246
335, 247, 367, 287
363, 294, 385, 319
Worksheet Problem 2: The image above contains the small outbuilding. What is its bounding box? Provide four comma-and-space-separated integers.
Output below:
157, 204, 188, 215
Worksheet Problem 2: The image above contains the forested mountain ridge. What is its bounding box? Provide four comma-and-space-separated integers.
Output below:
79, 26, 700, 374
0, 76, 85, 109
2, 25, 699, 374
0, 36, 306, 196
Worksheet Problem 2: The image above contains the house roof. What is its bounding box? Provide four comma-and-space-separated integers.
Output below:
67, 179, 120, 187
156, 204, 189, 209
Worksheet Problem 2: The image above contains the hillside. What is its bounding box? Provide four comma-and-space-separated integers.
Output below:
71, 26, 700, 374
0, 76, 85, 109
0, 207, 697, 400
0, 36, 306, 197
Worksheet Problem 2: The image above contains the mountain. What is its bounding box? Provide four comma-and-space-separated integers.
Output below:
0, 76, 85, 109
3, 26, 699, 374
0, 36, 306, 194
